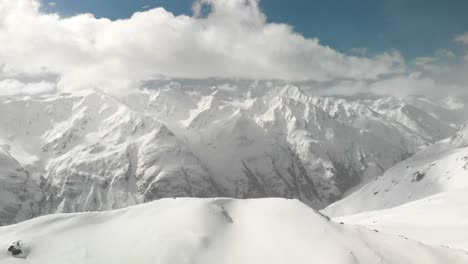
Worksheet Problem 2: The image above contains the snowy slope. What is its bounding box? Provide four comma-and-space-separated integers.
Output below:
0, 198, 467, 264
323, 124, 468, 251
334, 188, 468, 251
324, 124, 468, 217
0, 83, 464, 224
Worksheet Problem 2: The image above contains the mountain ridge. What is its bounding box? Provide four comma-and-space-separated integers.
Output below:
0, 84, 465, 224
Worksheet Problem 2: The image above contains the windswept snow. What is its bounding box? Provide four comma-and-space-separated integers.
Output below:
0, 198, 467, 264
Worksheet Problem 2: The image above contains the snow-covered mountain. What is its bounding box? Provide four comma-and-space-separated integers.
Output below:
324, 124, 468, 217
1, 198, 468, 264
0, 83, 464, 225
0, 147, 43, 225
322, 124, 468, 251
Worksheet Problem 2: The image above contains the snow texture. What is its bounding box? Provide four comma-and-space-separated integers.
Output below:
0, 198, 467, 264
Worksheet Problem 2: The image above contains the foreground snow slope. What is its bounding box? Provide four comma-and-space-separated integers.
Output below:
324, 124, 468, 217
0, 198, 467, 264
323, 125, 468, 251
335, 188, 468, 251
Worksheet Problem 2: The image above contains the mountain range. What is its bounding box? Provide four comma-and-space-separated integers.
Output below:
0, 83, 465, 225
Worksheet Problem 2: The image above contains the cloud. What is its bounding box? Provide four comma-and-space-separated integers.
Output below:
48, 2, 56, 7
414, 57, 437, 68
0, 79, 56, 97
455, 32, 468, 45
0, 0, 466, 98
0, 0, 408, 96
411, 48, 461, 81
307, 72, 465, 98
413, 49, 455, 70
435, 48, 455, 59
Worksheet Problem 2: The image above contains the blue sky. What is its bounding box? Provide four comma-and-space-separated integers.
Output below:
41, 0, 468, 59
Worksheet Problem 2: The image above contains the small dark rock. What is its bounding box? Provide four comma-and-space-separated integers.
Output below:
7, 242, 23, 256
411, 171, 426, 182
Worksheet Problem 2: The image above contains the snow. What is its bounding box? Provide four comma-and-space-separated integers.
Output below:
322, 125, 468, 253
323, 124, 468, 217
1, 83, 468, 262
369, 96, 456, 142
0, 147, 42, 225
0, 84, 467, 224
335, 188, 468, 251
0, 198, 467, 264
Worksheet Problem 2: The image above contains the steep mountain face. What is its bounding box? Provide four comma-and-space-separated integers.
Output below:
125, 85, 423, 207
2, 198, 468, 264
0, 93, 221, 219
0, 147, 42, 225
310, 97, 428, 153
369, 97, 456, 142
0, 84, 464, 224
324, 124, 468, 217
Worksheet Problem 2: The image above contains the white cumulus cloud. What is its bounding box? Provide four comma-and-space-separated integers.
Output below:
0, 0, 407, 95
455, 32, 468, 45
0, 0, 466, 98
